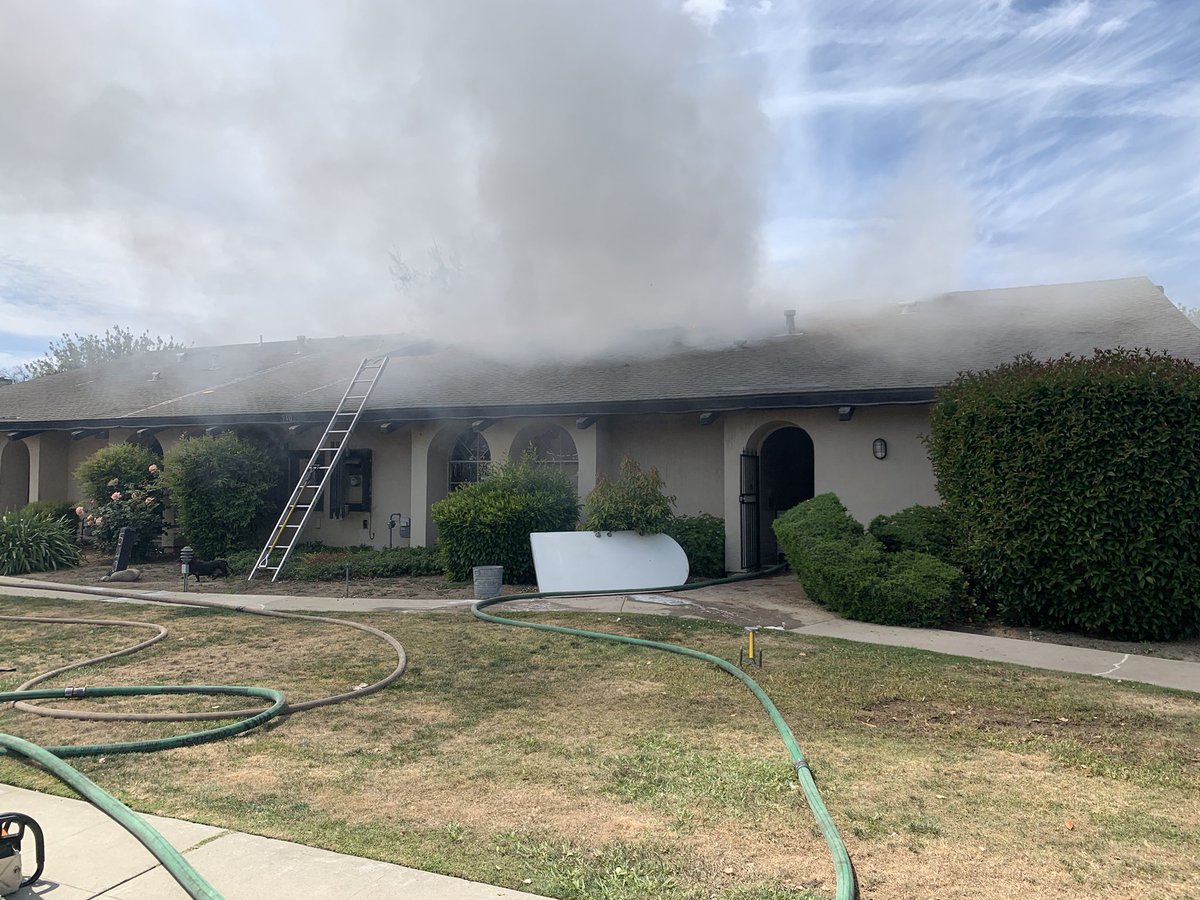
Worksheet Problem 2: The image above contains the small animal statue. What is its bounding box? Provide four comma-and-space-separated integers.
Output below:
100, 568, 141, 583
188, 558, 230, 582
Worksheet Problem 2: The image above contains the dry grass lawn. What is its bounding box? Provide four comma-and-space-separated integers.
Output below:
1, 593, 1197, 900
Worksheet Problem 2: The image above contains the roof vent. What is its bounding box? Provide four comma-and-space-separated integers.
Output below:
176, 351, 187, 362
784, 309, 797, 334
898, 301, 917, 315
149, 371, 161, 381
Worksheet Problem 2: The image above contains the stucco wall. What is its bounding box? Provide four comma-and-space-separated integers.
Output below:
293, 428, 413, 549
602, 414, 725, 516
721, 404, 939, 571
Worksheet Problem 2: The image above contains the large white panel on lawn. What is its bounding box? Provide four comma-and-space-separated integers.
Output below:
529, 531, 690, 593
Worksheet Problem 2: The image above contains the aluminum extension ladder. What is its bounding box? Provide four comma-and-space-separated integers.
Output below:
248, 355, 389, 581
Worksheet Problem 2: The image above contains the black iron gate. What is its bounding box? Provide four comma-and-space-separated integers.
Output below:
740, 450, 760, 570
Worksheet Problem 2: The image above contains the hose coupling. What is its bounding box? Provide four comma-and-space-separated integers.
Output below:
63, 687, 86, 699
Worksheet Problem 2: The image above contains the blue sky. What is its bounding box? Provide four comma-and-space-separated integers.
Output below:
1, 0, 1197, 370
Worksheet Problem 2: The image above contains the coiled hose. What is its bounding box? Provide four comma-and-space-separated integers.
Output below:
0, 581, 409, 900
472, 567, 858, 900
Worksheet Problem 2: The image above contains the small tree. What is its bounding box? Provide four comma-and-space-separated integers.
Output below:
581, 457, 675, 534
74, 443, 165, 560
21, 326, 182, 379
161, 434, 280, 558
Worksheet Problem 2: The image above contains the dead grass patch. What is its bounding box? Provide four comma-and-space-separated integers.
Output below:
1, 594, 1197, 900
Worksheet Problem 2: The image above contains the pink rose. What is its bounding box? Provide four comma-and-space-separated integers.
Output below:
95, 516, 104, 525
111, 491, 122, 501
75, 506, 85, 517
148, 464, 159, 474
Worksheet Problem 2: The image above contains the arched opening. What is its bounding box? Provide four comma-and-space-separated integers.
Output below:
741, 424, 814, 567
449, 430, 491, 492
126, 432, 164, 458
511, 423, 578, 489
0, 440, 31, 511
425, 426, 492, 546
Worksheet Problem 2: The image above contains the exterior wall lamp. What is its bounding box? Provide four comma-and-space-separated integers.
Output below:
872, 438, 887, 460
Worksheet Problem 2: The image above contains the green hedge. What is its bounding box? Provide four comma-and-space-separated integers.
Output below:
227, 545, 443, 580
868, 505, 958, 563
161, 434, 279, 558
21, 500, 80, 524
773, 494, 970, 627
927, 348, 1200, 640
667, 513, 726, 579
432, 453, 580, 583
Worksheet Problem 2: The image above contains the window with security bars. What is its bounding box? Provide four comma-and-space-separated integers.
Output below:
521, 425, 579, 488
448, 430, 491, 491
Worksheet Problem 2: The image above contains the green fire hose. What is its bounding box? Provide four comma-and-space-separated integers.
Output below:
0, 684, 286, 900
472, 567, 859, 900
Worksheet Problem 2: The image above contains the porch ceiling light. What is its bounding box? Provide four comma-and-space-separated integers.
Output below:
872, 438, 887, 460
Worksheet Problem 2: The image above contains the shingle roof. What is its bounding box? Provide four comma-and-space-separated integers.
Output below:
3, 276, 1198, 430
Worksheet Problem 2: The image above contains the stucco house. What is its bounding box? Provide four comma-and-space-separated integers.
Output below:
2, 276, 1198, 572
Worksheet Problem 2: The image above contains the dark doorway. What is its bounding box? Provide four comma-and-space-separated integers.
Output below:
757, 426, 815, 563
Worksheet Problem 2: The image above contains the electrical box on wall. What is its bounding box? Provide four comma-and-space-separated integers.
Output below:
327, 449, 372, 519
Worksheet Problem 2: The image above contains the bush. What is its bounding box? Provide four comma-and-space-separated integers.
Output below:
161, 434, 280, 558
667, 513, 725, 579
21, 500, 79, 523
0, 510, 83, 575
773, 494, 970, 628
582, 457, 675, 534
75, 443, 158, 506
927, 348, 1200, 640
869, 505, 958, 563
73, 444, 165, 560
289, 546, 444, 580
432, 452, 580, 583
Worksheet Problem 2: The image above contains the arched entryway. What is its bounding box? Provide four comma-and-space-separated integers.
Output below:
740, 424, 814, 568
0, 440, 31, 511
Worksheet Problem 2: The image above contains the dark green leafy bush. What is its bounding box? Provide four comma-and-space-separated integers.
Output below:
290, 546, 444, 580
161, 434, 280, 558
582, 457, 675, 534
21, 500, 80, 523
773, 494, 970, 627
927, 348, 1200, 640
667, 513, 725, 579
868, 505, 958, 563
432, 452, 580, 583
0, 510, 83, 575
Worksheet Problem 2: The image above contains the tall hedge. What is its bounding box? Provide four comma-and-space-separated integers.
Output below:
927, 348, 1200, 640
160, 434, 280, 558
432, 452, 580, 583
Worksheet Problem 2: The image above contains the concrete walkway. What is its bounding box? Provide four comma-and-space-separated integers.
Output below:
0, 783, 549, 900
1, 574, 1197, 900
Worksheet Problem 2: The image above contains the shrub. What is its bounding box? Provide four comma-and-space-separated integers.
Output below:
21, 500, 79, 523
75, 443, 158, 506
0, 510, 83, 575
667, 513, 726, 579
74, 444, 165, 560
869, 505, 958, 563
161, 434, 280, 558
289, 546, 444, 580
927, 348, 1200, 640
432, 452, 580, 583
773, 493, 970, 628
582, 457, 675, 534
